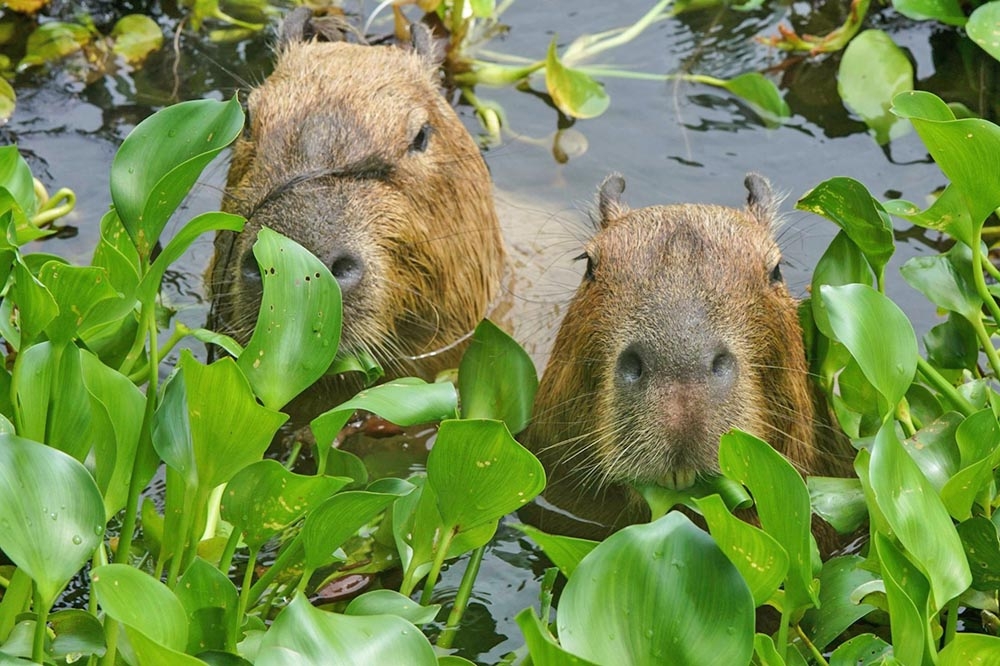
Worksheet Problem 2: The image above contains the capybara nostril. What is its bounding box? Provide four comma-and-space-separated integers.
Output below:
616, 343, 645, 386
329, 252, 364, 294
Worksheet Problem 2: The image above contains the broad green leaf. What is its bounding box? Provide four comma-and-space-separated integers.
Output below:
91, 564, 187, 651
752, 634, 784, 666
458, 319, 538, 434
110, 14, 163, 64
872, 533, 931, 666
718, 429, 818, 611
942, 409, 1000, 520
798, 178, 893, 279
237, 227, 341, 411
695, 493, 788, 606
222, 460, 349, 551
829, 634, 892, 666
892, 90, 1000, 226
939, 632, 1000, 664
838, 30, 913, 145
544, 40, 609, 119
0, 80, 13, 125
799, 556, 879, 650
10, 257, 57, 348
427, 419, 545, 532
925, 314, 979, 371
49, 610, 106, 662
0, 435, 105, 608
175, 558, 239, 654
325, 447, 368, 487
807, 476, 867, 534
901, 412, 962, 492
110, 97, 244, 257
515, 523, 598, 579
956, 517, 1000, 590
38, 262, 118, 345
558, 513, 754, 666
638, 474, 753, 519
516, 608, 599, 666
810, 230, 872, 339
125, 626, 207, 666
870, 421, 971, 610
900, 245, 980, 321
0, 146, 36, 216
894, 0, 966, 25
718, 72, 790, 126
820, 283, 917, 410
967, 2, 1000, 61
257, 594, 437, 665
344, 590, 440, 624
302, 491, 402, 571
884, 185, 974, 247
18, 21, 92, 69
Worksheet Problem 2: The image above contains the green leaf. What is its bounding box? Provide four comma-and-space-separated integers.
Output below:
516, 608, 599, 666
752, 634, 784, 666
91, 564, 187, 651
872, 533, 931, 666
49, 610, 107, 662
110, 14, 164, 64
126, 627, 207, 666
799, 556, 879, 651
257, 594, 437, 665
892, 90, 1000, 226
870, 421, 971, 610
718, 429, 818, 611
175, 558, 239, 654
829, 634, 892, 666
344, 590, 440, 624
900, 245, 981, 321
810, 230, 872, 340
719, 72, 790, 126
110, 97, 244, 257
10, 257, 57, 348
515, 523, 598, 579
967, 2, 1000, 61
797, 178, 894, 279
427, 419, 545, 533
894, 0, 966, 25
0, 435, 105, 607
458, 319, 538, 434
901, 412, 962, 492
0, 146, 37, 217
19, 21, 92, 70
819, 283, 917, 410
637, 475, 753, 519
925, 313, 979, 371
939, 633, 1000, 664
884, 186, 974, 247
837, 30, 913, 145
302, 491, 404, 572
956, 517, 1000, 590
942, 409, 1000, 520
237, 227, 341, 411
807, 476, 867, 534
695, 493, 788, 606
557, 513, 754, 666
222, 460, 349, 551
0, 81, 14, 126
38, 262, 118, 345
544, 39, 609, 119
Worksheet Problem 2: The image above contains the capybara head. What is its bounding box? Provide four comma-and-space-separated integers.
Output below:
210, 11, 504, 379
526, 174, 822, 507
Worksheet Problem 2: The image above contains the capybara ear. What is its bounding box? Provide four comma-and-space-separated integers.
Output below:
410, 23, 445, 66
278, 7, 347, 49
597, 173, 628, 228
744, 172, 779, 228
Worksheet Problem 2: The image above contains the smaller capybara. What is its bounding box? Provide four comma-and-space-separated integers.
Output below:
521, 173, 853, 548
210, 9, 504, 386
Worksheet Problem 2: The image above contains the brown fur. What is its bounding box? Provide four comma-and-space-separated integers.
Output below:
210, 22, 504, 385
521, 174, 853, 551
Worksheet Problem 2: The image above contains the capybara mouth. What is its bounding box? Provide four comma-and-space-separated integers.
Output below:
653, 468, 697, 491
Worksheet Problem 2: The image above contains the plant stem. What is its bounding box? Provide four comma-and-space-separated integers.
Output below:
100, 621, 120, 666
562, 0, 674, 63
971, 238, 1000, 377
236, 546, 260, 627
915, 357, 976, 417
943, 597, 959, 646
419, 527, 456, 606
971, 314, 1000, 381
437, 545, 486, 649
247, 534, 303, 608
218, 527, 242, 576
776, 605, 790, 663
30, 584, 48, 664
793, 624, 829, 666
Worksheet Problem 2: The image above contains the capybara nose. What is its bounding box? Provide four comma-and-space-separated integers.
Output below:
241, 249, 262, 285
328, 251, 365, 296
614, 337, 738, 401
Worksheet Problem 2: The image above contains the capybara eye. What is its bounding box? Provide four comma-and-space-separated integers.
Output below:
409, 123, 433, 153
574, 252, 595, 281
769, 262, 783, 285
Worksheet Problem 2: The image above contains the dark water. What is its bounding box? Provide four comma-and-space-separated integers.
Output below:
3, 0, 997, 662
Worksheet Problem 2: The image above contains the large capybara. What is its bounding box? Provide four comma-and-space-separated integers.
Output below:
521, 173, 854, 550
210, 9, 504, 388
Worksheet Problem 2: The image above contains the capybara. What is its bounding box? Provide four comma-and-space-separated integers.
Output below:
521, 173, 853, 548
210, 9, 504, 385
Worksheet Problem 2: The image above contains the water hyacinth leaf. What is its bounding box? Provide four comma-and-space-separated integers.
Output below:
11, 258, 57, 348
639, 475, 753, 519
37, 262, 118, 345
49, 610, 106, 662
718, 72, 790, 125
900, 246, 980, 321
956, 517, 1000, 590
942, 410, 1000, 521
752, 635, 783, 666
110, 14, 163, 64
892, 90, 1000, 226
820, 284, 917, 410
516, 608, 599, 666
175, 558, 239, 654
237, 227, 341, 411
222, 460, 350, 551
558, 513, 754, 666
884, 186, 974, 247
18, 21, 92, 69
939, 634, 1000, 665
837, 30, 913, 145
110, 96, 244, 257
810, 230, 872, 338
257, 594, 437, 666
302, 491, 401, 572
428, 419, 545, 532
799, 556, 880, 651
458, 319, 538, 434
92, 564, 187, 650
870, 421, 971, 609
515, 524, 598, 579
808, 476, 867, 534
829, 634, 892, 665
926, 313, 979, 371
544, 40, 609, 119
967, 2, 1000, 61
895, 0, 966, 25
901, 412, 961, 492
872, 533, 931, 666
718, 429, 817, 610
0, 435, 105, 607
0, 146, 36, 216
695, 493, 788, 606
344, 590, 440, 624
324, 447, 368, 487
126, 626, 208, 666
797, 178, 893, 278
